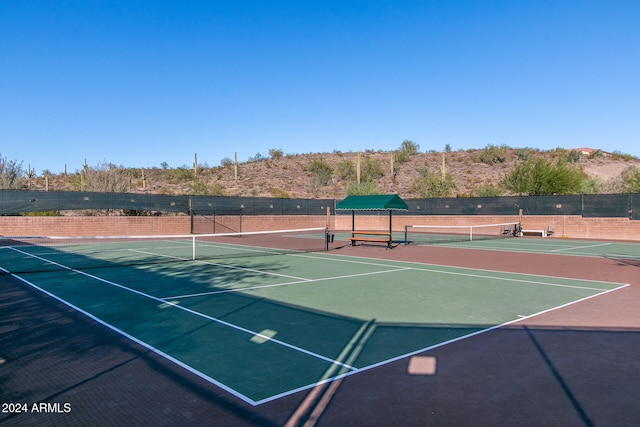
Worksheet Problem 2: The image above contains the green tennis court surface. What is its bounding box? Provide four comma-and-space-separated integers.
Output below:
1, 239, 628, 405
418, 235, 640, 259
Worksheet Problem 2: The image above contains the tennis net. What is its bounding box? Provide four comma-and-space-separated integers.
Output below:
0, 227, 328, 275
404, 222, 520, 245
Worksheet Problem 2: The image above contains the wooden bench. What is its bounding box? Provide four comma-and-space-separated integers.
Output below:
349, 231, 394, 248
520, 229, 547, 237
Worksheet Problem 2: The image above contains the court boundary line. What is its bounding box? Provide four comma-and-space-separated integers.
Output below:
164, 267, 410, 300
1, 266, 251, 404
23, 240, 612, 295
130, 248, 312, 282
550, 242, 613, 252
342, 282, 631, 374
292, 252, 629, 288
166, 260, 607, 302
4, 245, 632, 407
255, 281, 630, 405
160, 246, 626, 302
409, 239, 639, 259
6, 248, 352, 370
6, 246, 359, 406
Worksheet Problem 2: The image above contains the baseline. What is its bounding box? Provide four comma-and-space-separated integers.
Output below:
6, 247, 359, 405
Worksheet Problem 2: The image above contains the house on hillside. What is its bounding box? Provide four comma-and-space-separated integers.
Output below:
572, 147, 611, 157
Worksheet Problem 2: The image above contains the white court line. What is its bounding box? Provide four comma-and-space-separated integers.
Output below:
168, 248, 613, 300
414, 239, 638, 259
8, 247, 355, 368
292, 252, 415, 268
429, 243, 639, 260
406, 265, 610, 291
130, 248, 311, 282
550, 242, 612, 252
3, 268, 255, 405
7, 247, 357, 400
288, 252, 625, 290
164, 267, 411, 300
255, 282, 630, 405
7, 245, 631, 406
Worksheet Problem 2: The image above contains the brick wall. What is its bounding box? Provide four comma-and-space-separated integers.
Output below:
0, 216, 190, 237
241, 215, 330, 231
0, 215, 330, 237
518, 215, 640, 240
1, 214, 639, 241
334, 214, 640, 241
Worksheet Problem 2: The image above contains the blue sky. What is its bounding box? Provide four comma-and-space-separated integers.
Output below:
1, 1, 638, 174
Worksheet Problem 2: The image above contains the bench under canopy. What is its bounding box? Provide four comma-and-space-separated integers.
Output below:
336, 194, 409, 248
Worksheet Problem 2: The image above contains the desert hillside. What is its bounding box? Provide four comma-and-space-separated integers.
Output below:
27, 147, 640, 199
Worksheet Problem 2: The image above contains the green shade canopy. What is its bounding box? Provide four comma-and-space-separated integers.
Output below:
336, 194, 408, 211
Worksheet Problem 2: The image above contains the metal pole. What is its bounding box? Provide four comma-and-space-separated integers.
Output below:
325, 227, 329, 251
189, 196, 194, 234
352, 211, 355, 235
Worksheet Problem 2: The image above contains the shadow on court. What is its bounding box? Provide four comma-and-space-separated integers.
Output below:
2, 237, 640, 426
2, 273, 640, 426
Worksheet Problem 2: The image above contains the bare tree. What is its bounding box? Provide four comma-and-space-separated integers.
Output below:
0, 154, 28, 189
83, 161, 131, 192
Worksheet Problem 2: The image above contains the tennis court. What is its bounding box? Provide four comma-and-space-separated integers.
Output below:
405, 227, 640, 259
0, 228, 631, 407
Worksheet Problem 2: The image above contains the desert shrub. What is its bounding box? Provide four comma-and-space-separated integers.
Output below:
268, 148, 283, 159
162, 166, 193, 184
566, 150, 582, 163
501, 158, 587, 195
335, 159, 355, 181
395, 140, 420, 163
189, 180, 225, 196
516, 148, 532, 161
400, 140, 420, 155
360, 156, 384, 181
26, 211, 61, 216
580, 178, 607, 194
122, 209, 153, 216
345, 179, 380, 195
307, 157, 333, 190
474, 185, 502, 197
247, 153, 265, 162
409, 167, 457, 198
620, 165, 640, 192
479, 144, 509, 164
611, 151, 637, 161
269, 187, 291, 198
